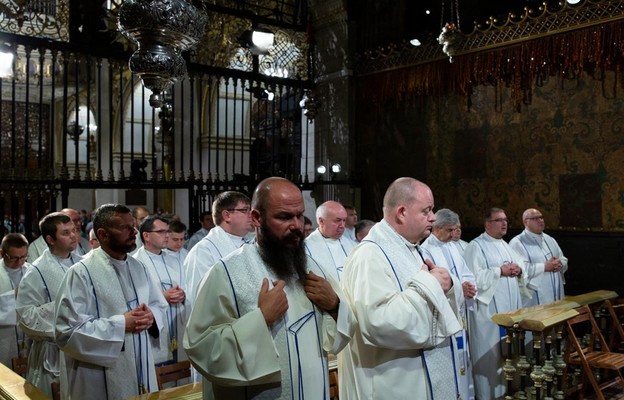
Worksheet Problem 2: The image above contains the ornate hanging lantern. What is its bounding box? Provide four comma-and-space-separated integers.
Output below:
118, 0, 207, 107
437, 0, 462, 63
438, 23, 460, 63
299, 90, 319, 122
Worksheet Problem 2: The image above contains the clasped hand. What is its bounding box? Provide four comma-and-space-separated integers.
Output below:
544, 257, 562, 272
422, 259, 453, 293
124, 303, 154, 333
163, 284, 185, 304
501, 263, 522, 277
462, 281, 477, 299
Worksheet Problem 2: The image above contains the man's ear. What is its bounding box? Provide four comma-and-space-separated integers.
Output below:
95, 227, 107, 242
250, 209, 262, 228
44, 234, 54, 247
397, 205, 407, 220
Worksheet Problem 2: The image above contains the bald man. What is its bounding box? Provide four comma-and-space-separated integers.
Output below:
304, 201, 355, 282
184, 177, 354, 400
339, 177, 463, 400
509, 208, 568, 306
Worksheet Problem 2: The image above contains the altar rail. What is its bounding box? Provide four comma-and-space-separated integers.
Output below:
492, 290, 620, 399
0, 362, 48, 400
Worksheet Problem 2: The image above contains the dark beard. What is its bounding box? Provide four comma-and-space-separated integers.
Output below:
108, 233, 137, 255
258, 222, 307, 283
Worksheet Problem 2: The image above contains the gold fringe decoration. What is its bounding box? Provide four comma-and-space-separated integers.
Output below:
359, 20, 624, 110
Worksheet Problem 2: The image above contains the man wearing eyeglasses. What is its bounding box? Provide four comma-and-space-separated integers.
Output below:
133, 215, 188, 369
16, 212, 82, 397
0, 233, 31, 370
463, 207, 530, 399
184, 191, 253, 311
509, 208, 568, 307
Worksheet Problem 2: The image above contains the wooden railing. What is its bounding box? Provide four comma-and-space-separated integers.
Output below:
0, 362, 48, 400
492, 290, 619, 400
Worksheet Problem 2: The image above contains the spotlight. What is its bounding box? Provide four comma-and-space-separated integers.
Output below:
239, 27, 275, 55
331, 163, 341, 173
0, 43, 14, 78
316, 165, 327, 174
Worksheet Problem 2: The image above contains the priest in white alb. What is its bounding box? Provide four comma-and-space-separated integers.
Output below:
304, 200, 355, 282
509, 208, 567, 306
0, 234, 31, 369
17, 212, 82, 396
421, 208, 477, 400
339, 177, 464, 400
54, 204, 168, 400
184, 191, 253, 309
463, 207, 530, 399
184, 177, 354, 400
134, 215, 188, 366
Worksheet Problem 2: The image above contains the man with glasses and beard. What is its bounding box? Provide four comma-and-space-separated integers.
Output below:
184, 177, 354, 400
54, 204, 168, 400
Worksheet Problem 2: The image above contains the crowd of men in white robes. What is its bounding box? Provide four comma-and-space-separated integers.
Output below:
0, 178, 568, 400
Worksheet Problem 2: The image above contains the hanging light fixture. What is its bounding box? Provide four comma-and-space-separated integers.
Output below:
118, 0, 208, 108
0, 43, 14, 78
299, 90, 319, 122
437, 0, 462, 63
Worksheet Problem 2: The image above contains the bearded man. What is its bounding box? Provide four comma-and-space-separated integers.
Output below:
184, 177, 354, 400
54, 204, 168, 400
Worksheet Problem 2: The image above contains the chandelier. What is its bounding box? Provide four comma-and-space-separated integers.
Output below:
118, 0, 208, 108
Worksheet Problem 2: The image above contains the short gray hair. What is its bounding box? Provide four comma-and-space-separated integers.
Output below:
315, 203, 327, 222
433, 208, 459, 228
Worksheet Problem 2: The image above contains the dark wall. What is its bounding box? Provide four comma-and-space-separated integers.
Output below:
552, 231, 624, 296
